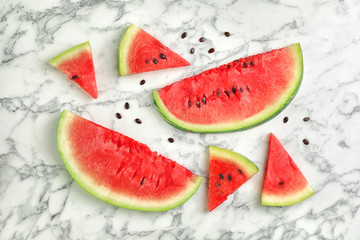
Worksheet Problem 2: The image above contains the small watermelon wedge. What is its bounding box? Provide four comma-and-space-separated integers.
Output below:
118, 24, 190, 76
153, 43, 303, 133
50, 41, 98, 99
208, 146, 259, 212
261, 133, 314, 206
57, 110, 203, 211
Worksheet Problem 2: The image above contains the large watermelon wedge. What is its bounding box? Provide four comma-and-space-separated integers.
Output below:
261, 133, 314, 206
209, 146, 258, 212
50, 41, 98, 99
57, 110, 203, 211
118, 24, 190, 76
153, 43, 303, 133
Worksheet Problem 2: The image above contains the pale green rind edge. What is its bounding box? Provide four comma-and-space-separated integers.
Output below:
118, 24, 140, 76
49, 41, 91, 67
153, 43, 304, 133
209, 145, 259, 177
261, 183, 314, 206
57, 110, 203, 212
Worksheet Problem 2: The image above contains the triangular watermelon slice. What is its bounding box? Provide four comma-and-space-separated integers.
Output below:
208, 146, 259, 212
118, 24, 190, 76
50, 41, 98, 99
57, 110, 203, 211
261, 133, 314, 206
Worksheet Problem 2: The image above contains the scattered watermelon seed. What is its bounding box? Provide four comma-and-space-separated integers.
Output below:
238, 169, 243, 174
283, 117, 289, 123
145, 59, 149, 64
159, 54, 166, 59
199, 37, 205, 42
227, 175, 232, 181
190, 48, 195, 54
216, 183, 221, 187
250, 61, 254, 66
227, 65, 231, 69
125, 102, 130, 109
243, 62, 247, 67
188, 101, 191, 106
224, 31, 230, 37
71, 75, 78, 79
303, 117, 310, 122
115, 113, 122, 119
140, 79, 146, 85
303, 139, 309, 145
217, 90, 221, 96
140, 177, 145, 185
202, 97, 207, 104
196, 102, 200, 108
208, 48, 215, 54
225, 90, 230, 97
236, 59, 240, 62
279, 181, 284, 185
181, 32, 187, 39
168, 138, 175, 143
153, 58, 158, 64
219, 173, 224, 180
232, 87, 237, 94
246, 86, 250, 91
240, 87, 243, 93
135, 118, 142, 124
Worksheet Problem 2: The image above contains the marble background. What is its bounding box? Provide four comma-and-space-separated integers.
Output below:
1, 0, 360, 239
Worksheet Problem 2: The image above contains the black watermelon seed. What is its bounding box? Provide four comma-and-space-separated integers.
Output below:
168, 138, 174, 143
202, 97, 207, 104
303, 139, 309, 145
303, 117, 310, 122
153, 58, 158, 64
196, 102, 200, 108
135, 118, 142, 124
115, 113, 122, 119
181, 32, 187, 39
246, 86, 250, 91
250, 61, 254, 66
140, 79, 146, 85
190, 48, 195, 54
224, 31, 230, 37
227, 175, 232, 181
227, 65, 231, 69
219, 173, 224, 180
216, 183, 221, 187
140, 177, 145, 185
125, 102, 130, 109
232, 87, 237, 94
283, 117, 289, 123
208, 48, 215, 54
225, 91, 230, 97
279, 181, 284, 186
236, 59, 240, 62
199, 37, 205, 42
243, 62, 247, 67
217, 90, 221, 96
240, 87, 243, 93
145, 59, 149, 64
188, 101, 191, 106
238, 169, 243, 174
159, 54, 166, 59
71, 75, 78, 79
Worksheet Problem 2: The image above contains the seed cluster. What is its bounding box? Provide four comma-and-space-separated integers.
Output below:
144, 54, 167, 65
282, 116, 311, 145
215, 169, 243, 187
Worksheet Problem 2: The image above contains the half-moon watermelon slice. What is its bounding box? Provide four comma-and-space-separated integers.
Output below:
50, 41, 98, 99
208, 146, 259, 212
153, 43, 303, 133
261, 133, 314, 206
118, 24, 190, 76
57, 110, 203, 211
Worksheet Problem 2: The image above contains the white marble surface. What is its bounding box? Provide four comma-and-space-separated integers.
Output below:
1, 0, 360, 239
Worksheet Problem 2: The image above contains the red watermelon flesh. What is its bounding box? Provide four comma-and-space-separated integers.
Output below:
261, 133, 314, 206
208, 146, 259, 212
118, 24, 190, 76
57, 110, 203, 211
50, 42, 98, 99
153, 43, 303, 133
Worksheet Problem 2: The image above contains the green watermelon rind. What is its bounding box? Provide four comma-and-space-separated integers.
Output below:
118, 24, 139, 76
261, 183, 314, 206
49, 41, 91, 67
209, 145, 259, 177
153, 43, 303, 133
57, 110, 203, 212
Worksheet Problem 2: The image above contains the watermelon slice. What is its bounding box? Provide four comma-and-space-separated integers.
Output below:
261, 133, 314, 206
208, 146, 259, 212
50, 41, 98, 99
153, 43, 303, 133
57, 110, 203, 211
118, 24, 190, 76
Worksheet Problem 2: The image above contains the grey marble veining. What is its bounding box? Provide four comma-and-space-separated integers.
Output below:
1, 0, 360, 239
